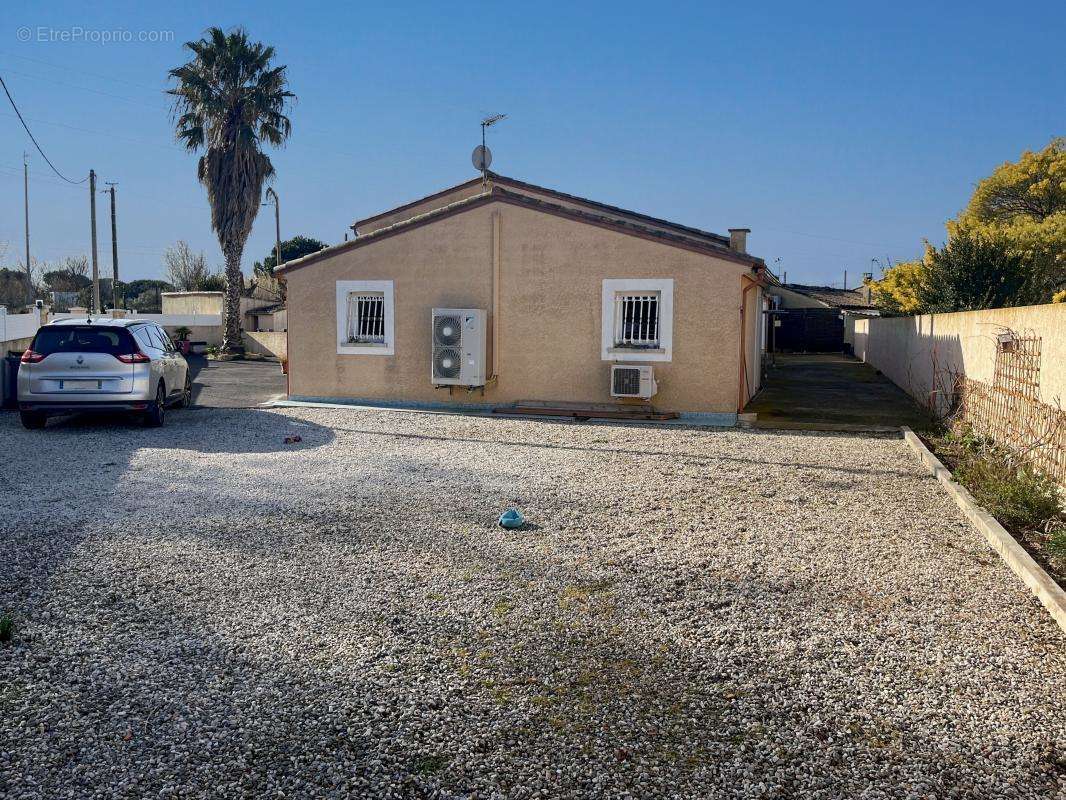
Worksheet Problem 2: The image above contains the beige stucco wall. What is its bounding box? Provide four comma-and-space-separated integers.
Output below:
245, 331, 287, 359
162, 292, 224, 315
853, 304, 1066, 410
161, 292, 275, 317
287, 200, 754, 414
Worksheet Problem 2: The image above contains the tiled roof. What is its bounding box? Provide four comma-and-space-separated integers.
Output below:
353, 172, 733, 247
279, 186, 766, 276
780, 283, 877, 310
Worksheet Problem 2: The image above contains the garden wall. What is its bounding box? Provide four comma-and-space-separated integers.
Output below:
851, 304, 1066, 412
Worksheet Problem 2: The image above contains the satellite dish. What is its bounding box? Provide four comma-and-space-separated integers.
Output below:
472, 144, 492, 171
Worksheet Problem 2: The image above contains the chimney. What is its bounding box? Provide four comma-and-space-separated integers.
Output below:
728, 228, 750, 254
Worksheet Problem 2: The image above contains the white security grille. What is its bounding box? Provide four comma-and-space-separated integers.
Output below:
347, 293, 385, 343
614, 292, 660, 348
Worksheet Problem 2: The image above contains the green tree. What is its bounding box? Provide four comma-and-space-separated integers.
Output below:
168, 27, 294, 353
952, 137, 1066, 302
871, 138, 1066, 314
917, 229, 1038, 313
253, 235, 327, 276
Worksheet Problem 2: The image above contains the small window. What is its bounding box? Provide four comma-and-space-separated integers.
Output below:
601, 278, 673, 362
335, 280, 394, 355
614, 292, 660, 348
346, 293, 386, 344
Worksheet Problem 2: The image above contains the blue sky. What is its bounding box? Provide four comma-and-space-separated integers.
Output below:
1, 1, 1063, 287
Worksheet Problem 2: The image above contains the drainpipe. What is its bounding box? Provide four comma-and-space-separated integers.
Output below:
739, 277, 758, 411
489, 209, 501, 383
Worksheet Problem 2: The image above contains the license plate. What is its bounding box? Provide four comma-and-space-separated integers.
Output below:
61, 379, 102, 390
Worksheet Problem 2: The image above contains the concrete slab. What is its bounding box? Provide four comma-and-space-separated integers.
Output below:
746, 353, 932, 431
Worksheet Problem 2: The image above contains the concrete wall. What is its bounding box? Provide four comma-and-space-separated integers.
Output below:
245, 331, 286, 359
162, 292, 224, 315
852, 304, 1066, 410
1, 307, 44, 356
286, 200, 755, 413
161, 292, 277, 317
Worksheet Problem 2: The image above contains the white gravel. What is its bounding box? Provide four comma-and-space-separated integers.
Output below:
1, 406, 1064, 799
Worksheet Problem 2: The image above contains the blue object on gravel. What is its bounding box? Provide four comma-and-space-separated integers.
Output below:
498, 508, 525, 529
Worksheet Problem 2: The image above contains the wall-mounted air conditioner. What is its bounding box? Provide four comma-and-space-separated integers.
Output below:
431, 308, 487, 386
611, 365, 657, 399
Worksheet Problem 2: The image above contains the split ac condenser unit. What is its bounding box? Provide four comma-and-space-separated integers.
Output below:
611, 364, 657, 399
431, 308, 488, 386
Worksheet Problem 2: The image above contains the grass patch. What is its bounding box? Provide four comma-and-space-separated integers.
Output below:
0, 613, 13, 644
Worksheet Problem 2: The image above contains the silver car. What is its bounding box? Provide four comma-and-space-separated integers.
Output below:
17, 317, 191, 429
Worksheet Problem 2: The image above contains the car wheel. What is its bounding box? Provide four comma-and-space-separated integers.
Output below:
144, 383, 166, 427
20, 411, 46, 430
178, 373, 192, 408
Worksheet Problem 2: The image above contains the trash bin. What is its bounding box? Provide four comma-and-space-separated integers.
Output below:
1, 353, 21, 409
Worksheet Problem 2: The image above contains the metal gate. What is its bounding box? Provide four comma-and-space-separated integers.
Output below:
767, 309, 844, 353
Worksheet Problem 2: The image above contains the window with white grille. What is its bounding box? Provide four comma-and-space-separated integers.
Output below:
601, 278, 673, 362
335, 280, 394, 355
347, 293, 386, 343
614, 292, 660, 348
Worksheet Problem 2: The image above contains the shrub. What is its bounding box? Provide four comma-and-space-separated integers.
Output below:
0, 613, 13, 644
945, 438, 1063, 532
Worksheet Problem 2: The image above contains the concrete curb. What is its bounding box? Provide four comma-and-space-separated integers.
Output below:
900, 426, 1066, 635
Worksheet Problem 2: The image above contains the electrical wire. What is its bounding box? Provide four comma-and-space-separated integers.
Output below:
0, 72, 87, 184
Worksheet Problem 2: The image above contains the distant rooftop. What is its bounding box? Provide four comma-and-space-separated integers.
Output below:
779, 283, 877, 310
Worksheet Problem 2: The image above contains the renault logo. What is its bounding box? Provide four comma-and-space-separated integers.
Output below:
76, 355, 84, 365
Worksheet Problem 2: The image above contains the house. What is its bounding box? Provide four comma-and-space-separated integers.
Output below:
766, 282, 879, 353
277, 172, 769, 423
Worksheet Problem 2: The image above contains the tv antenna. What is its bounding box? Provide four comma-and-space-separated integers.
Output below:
474, 113, 506, 181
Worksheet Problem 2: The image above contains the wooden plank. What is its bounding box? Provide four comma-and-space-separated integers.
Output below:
493, 405, 679, 421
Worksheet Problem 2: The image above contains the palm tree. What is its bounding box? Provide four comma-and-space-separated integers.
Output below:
167, 27, 294, 353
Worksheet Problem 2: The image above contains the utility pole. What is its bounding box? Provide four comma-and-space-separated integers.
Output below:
106, 183, 119, 310
89, 169, 100, 313
23, 153, 31, 305
265, 187, 281, 270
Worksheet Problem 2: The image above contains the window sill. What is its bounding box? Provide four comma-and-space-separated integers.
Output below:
608, 346, 666, 356
604, 346, 671, 362
337, 341, 393, 356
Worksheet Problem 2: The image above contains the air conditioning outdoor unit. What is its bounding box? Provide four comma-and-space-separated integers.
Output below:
431, 308, 488, 386
611, 365, 657, 399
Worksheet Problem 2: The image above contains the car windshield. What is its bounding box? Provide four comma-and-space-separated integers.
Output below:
32, 326, 137, 356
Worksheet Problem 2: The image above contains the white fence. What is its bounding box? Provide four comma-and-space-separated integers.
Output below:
50, 312, 223, 327
0, 306, 43, 347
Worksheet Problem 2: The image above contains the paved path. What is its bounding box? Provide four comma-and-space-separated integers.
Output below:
746, 353, 931, 431
187, 355, 287, 409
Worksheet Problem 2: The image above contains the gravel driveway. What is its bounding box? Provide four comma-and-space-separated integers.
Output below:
1, 408, 1064, 799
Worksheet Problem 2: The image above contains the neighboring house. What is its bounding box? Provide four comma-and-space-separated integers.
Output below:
277, 172, 769, 422
161, 291, 285, 332
766, 282, 879, 353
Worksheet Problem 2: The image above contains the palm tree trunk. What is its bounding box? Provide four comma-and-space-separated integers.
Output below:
222, 242, 244, 354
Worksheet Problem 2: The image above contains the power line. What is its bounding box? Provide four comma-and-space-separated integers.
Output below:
0, 72, 87, 184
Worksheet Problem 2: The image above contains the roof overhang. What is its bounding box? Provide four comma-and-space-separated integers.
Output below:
280, 186, 765, 276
